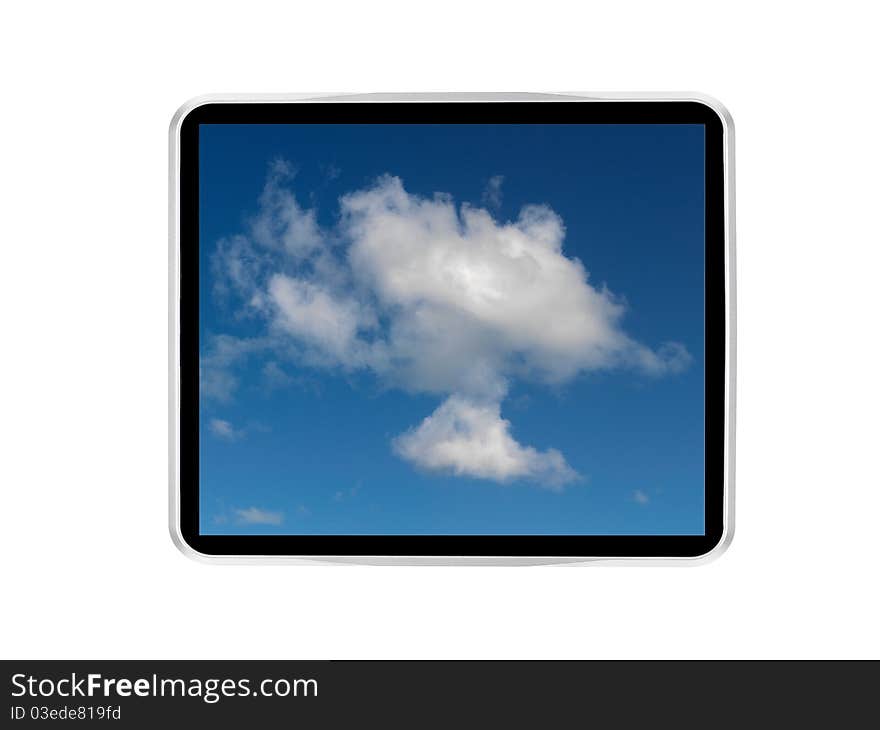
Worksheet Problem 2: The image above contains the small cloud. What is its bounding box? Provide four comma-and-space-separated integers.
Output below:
482, 175, 504, 209
208, 418, 244, 441
295, 504, 312, 518
333, 482, 362, 502
632, 489, 650, 505
233, 506, 284, 525
207, 417, 268, 441
393, 395, 579, 490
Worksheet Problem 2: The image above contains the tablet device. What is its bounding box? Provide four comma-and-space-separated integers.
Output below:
170, 93, 735, 564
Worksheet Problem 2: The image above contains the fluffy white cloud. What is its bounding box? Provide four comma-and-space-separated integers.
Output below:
233, 506, 284, 525
210, 167, 691, 488
393, 395, 578, 489
339, 176, 689, 392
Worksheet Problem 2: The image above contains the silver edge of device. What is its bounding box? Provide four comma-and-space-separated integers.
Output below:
169, 91, 735, 566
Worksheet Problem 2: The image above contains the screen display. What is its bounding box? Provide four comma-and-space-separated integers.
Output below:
196, 121, 706, 538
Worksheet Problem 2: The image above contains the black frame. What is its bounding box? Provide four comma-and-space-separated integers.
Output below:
176, 100, 729, 558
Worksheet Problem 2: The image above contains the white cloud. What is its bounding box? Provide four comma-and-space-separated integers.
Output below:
393, 395, 578, 488
339, 176, 687, 390
210, 168, 692, 489
233, 506, 284, 525
208, 418, 244, 441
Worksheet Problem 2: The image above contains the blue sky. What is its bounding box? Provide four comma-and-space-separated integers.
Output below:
198, 123, 705, 535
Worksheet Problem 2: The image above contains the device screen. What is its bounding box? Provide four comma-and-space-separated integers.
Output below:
196, 121, 706, 538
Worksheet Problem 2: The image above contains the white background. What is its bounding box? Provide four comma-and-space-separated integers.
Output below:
1, 1, 878, 659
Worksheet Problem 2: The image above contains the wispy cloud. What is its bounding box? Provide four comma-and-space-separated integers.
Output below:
321, 162, 341, 181
261, 360, 292, 390
208, 418, 244, 441
233, 506, 284, 525
209, 165, 690, 488
333, 482, 362, 502
482, 174, 504, 209
632, 489, 650, 505
200, 335, 267, 403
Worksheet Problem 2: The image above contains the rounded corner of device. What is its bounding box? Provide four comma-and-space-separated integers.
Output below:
687, 522, 735, 566
169, 95, 220, 139
687, 92, 735, 136
168, 520, 215, 565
